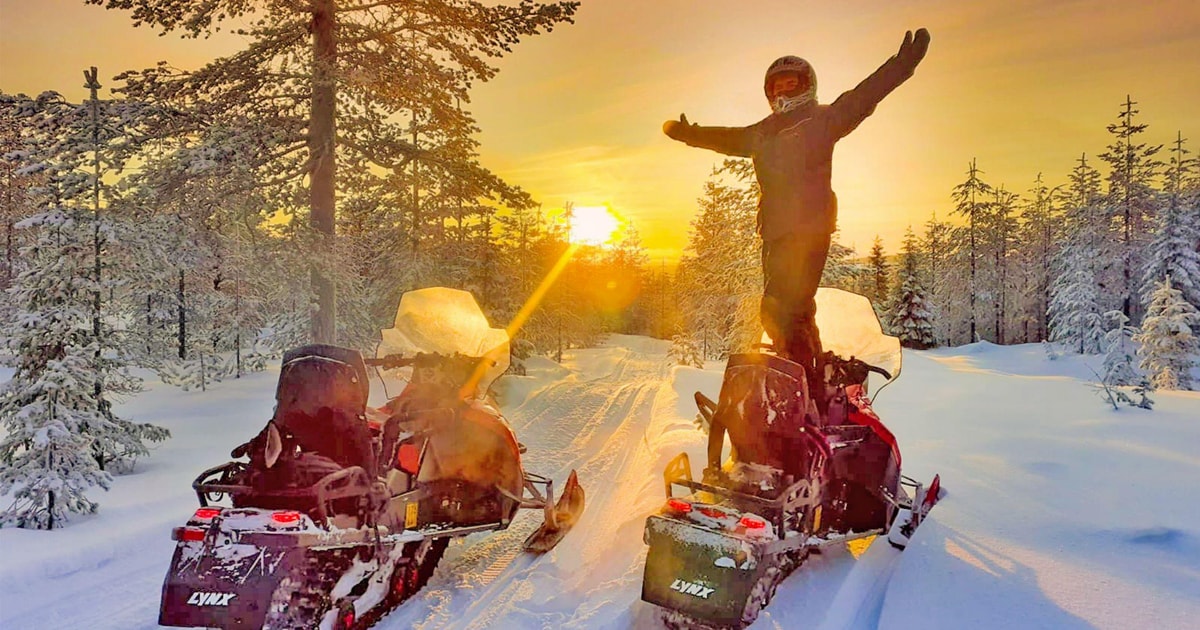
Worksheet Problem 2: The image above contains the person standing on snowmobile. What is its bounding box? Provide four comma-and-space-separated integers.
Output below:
662, 28, 931, 374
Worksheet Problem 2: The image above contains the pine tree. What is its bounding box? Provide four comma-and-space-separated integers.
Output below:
951, 158, 993, 342
1049, 154, 1107, 354
670, 332, 704, 368
91, 0, 580, 342
984, 185, 1019, 344
8, 87, 168, 471
1142, 132, 1200, 315
0, 94, 39, 302
921, 212, 954, 345
1134, 276, 1199, 390
887, 227, 935, 349
1017, 173, 1062, 342
0, 209, 115, 528
819, 232, 862, 291
1101, 310, 1140, 387
1098, 95, 1163, 324
867, 236, 889, 308
678, 160, 761, 358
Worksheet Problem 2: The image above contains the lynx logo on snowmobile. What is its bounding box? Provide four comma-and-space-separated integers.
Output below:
186, 592, 236, 607
669, 579, 715, 599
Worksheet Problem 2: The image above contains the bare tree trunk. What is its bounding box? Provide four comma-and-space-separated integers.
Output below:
309, 0, 337, 343
86, 67, 103, 401
178, 270, 187, 360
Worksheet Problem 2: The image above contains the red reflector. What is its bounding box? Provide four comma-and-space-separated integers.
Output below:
194, 507, 221, 521
272, 511, 302, 524
666, 498, 693, 514
174, 527, 206, 542
738, 515, 766, 529
699, 507, 727, 519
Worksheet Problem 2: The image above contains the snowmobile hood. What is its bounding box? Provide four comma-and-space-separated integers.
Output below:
379, 287, 510, 395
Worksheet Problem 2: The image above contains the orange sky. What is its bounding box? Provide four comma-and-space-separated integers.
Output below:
1, 0, 1197, 262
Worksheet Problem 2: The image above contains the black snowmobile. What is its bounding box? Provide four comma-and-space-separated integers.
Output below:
641, 288, 942, 629
158, 289, 584, 630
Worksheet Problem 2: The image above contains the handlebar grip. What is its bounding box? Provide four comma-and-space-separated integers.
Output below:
867, 364, 892, 380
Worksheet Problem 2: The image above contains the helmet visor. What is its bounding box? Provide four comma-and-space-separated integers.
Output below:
767, 71, 812, 100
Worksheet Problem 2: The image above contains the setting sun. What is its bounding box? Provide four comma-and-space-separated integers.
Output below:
568, 205, 621, 246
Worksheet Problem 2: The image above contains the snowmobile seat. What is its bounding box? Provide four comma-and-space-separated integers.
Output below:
273, 345, 377, 477
229, 421, 381, 521
707, 353, 825, 479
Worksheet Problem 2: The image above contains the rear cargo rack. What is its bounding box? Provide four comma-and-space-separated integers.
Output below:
193, 462, 376, 524
661, 452, 819, 536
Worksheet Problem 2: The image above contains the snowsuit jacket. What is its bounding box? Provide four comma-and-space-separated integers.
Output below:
668, 53, 921, 241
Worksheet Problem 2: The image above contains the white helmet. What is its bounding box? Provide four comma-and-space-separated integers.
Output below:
764, 56, 817, 113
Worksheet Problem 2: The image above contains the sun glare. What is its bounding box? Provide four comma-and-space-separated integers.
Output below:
568, 205, 621, 246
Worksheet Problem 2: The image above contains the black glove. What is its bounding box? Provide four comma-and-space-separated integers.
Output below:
897, 28, 931, 67
662, 113, 691, 140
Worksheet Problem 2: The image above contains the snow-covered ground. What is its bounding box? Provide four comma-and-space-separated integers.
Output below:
1, 337, 1198, 629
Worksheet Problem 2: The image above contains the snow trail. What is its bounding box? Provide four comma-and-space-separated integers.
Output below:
4, 338, 1199, 629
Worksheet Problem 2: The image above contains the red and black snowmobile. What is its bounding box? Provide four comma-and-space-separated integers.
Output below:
157, 288, 584, 630
641, 288, 942, 629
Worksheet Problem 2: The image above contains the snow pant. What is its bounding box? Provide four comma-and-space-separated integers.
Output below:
761, 230, 831, 372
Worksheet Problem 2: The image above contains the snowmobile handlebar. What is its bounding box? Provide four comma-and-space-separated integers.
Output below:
364, 352, 495, 371
363, 354, 418, 370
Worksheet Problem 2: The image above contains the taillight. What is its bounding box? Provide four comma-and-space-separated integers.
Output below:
272, 511, 302, 524
172, 527, 206, 542
665, 498, 693, 514
738, 515, 766, 530
193, 507, 221, 521
698, 506, 727, 519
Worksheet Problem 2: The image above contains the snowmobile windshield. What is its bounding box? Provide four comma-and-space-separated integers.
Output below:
814, 288, 902, 395
759, 287, 902, 395
378, 287, 510, 396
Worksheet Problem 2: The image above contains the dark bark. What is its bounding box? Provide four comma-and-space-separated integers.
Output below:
309, 0, 337, 343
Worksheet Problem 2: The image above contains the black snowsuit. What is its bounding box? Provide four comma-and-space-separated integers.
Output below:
665, 40, 925, 370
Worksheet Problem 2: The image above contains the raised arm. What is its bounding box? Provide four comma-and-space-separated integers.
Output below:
663, 113, 755, 158
828, 28, 930, 139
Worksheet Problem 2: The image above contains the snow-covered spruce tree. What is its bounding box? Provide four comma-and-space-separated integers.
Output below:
669, 332, 704, 368
1015, 173, 1062, 343
819, 232, 863, 292
11, 87, 168, 471
1134, 276, 1199, 390
1049, 154, 1108, 354
865, 236, 889, 313
982, 185, 1019, 344
0, 210, 115, 528
951, 158, 993, 343
0, 94, 42, 310
1101, 310, 1140, 387
1142, 133, 1200, 317
1096, 310, 1154, 409
887, 227, 935, 348
921, 212, 954, 346
678, 160, 761, 358
1098, 95, 1163, 324
600, 224, 650, 334
91, 0, 579, 343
